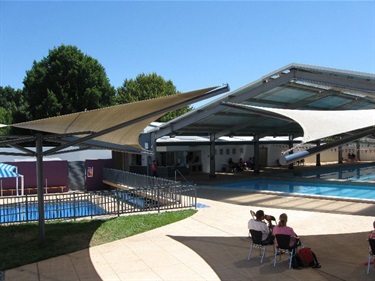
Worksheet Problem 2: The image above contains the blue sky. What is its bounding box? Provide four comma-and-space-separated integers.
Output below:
1, 1, 374, 107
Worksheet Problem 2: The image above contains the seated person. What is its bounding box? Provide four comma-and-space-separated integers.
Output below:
247, 157, 254, 170
248, 210, 274, 244
228, 158, 236, 171
272, 213, 301, 250
238, 158, 247, 170
369, 220, 375, 240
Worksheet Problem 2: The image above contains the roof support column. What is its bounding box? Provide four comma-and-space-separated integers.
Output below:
151, 132, 157, 161
151, 132, 157, 177
316, 140, 321, 166
288, 135, 294, 170
338, 142, 343, 164
209, 133, 216, 178
253, 134, 260, 174
36, 134, 45, 245
356, 141, 361, 161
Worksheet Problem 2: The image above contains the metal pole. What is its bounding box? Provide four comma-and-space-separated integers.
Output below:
157, 187, 160, 213
288, 135, 294, 170
36, 134, 45, 244
253, 134, 260, 174
209, 133, 216, 178
316, 140, 321, 166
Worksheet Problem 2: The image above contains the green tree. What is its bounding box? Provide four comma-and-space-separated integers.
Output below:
0, 107, 12, 135
23, 45, 115, 120
0, 86, 28, 133
116, 73, 191, 122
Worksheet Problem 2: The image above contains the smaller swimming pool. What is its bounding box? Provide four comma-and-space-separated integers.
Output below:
0, 200, 106, 223
218, 180, 375, 201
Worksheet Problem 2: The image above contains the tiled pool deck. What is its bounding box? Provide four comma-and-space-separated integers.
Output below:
4, 163, 375, 281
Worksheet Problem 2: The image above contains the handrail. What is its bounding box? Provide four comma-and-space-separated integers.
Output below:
174, 168, 193, 185
103, 168, 179, 189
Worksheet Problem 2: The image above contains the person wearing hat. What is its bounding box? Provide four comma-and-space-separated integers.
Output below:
248, 209, 274, 244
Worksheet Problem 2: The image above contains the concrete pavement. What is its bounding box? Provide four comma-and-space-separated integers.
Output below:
4, 187, 375, 281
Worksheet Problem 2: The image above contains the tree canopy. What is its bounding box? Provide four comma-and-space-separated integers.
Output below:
116, 73, 191, 122
0, 86, 28, 134
2, 45, 191, 129
23, 45, 115, 120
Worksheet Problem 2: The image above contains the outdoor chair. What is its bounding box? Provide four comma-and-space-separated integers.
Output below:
248, 229, 270, 263
367, 239, 375, 274
273, 234, 296, 269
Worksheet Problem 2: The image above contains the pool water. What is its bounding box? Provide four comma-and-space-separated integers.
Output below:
0, 200, 106, 223
218, 180, 375, 201
302, 165, 375, 181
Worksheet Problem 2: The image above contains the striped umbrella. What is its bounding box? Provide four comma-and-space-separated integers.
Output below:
0, 163, 24, 196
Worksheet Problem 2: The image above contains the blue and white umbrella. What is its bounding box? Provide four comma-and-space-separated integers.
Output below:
0, 163, 24, 196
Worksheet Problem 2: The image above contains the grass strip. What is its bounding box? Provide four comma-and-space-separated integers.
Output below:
0, 209, 196, 271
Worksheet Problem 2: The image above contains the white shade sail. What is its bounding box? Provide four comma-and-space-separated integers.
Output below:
225, 103, 375, 143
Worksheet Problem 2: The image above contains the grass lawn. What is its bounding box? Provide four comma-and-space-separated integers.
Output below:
0, 209, 197, 271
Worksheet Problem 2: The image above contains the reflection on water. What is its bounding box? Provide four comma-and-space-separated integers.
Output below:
218, 165, 375, 200
219, 180, 375, 200
304, 166, 375, 181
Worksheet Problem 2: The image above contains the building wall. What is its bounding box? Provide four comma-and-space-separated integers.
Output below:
1, 160, 68, 189
85, 159, 114, 191
157, 141, 375, 173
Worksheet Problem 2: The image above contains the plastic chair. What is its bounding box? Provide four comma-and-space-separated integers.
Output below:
273, 234, 296, 268
248, 229, 270, 263
367, 239, 375, 274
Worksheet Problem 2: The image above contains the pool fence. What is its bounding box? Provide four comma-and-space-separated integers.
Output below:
0, 169, 197, 224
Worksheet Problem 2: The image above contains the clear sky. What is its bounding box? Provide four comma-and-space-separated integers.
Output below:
1, 1, 374, 107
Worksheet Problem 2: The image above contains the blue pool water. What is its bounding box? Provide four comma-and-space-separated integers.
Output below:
305, 166, 375, 181
214, 165, 375, 201
218, 180, 375, 201
0, 200, 106, 223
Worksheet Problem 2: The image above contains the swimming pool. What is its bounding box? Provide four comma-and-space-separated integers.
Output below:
0, 200, 106, 223
217, 180, 375, 201
302, 165, 375, 181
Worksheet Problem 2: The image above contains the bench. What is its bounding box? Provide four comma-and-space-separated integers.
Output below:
0, 188, 17, 196
44, 186, 67, 194
102, 180, 129, 190
0, 186, 67, 196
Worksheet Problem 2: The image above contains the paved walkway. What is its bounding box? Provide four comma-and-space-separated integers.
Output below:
4, 187, 375, 281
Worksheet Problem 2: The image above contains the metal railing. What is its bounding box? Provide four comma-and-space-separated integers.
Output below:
0, 170, 197, 225
103, 168, 178, 188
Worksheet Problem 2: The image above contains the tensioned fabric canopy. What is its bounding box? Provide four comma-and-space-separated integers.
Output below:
12, 86, 225, 151
222, 103, 375, 143
0, 163, 20, 178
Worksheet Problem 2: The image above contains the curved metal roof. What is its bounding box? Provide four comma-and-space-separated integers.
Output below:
153, 63, 375, 141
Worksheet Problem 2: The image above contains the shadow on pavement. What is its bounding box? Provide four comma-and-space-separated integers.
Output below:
169, 232, 374, 281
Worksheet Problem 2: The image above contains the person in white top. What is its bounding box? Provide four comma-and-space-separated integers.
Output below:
248, 210, 274, 244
